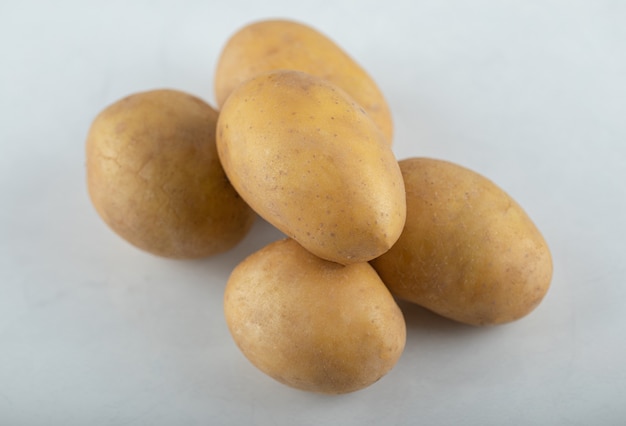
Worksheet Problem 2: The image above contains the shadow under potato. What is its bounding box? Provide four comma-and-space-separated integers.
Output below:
175, 216, 286, 281
396, 299, 485, 334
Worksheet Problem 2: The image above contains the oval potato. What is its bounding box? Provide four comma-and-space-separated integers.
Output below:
216, 70, 406, 264
214, 19, 394, 144
371, 158, 553, 326
86, 89, 255, 258
224, 238, 406, 394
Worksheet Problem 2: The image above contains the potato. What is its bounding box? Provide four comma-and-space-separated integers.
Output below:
86, 89, 255, 258
216, 70, 406, 265
214, 19, 394, 144
224, 238, 406, 394
371, 158, 553, 326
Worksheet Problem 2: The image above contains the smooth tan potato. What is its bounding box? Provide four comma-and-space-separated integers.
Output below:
216, 70, 406, 265
86, 89, 255, 258
371, 158, 553, 326
214, 19, 394, 144
224, 238, 406, 394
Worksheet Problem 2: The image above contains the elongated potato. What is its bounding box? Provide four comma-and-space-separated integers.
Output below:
216, 70, 406, 264
224, 238, 406, 394
371, 158, 553, 326
214, 19, 393, 144
86, 89, 255, 258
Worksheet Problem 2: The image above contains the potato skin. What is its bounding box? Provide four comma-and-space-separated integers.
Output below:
216, 70, 406, 265
224, 238, 406, 394
371, 158, 553, 326
86, 89, 255, 258
214, 19, 393, 144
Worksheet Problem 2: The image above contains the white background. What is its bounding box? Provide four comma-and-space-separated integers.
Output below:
1, 1, 625, 425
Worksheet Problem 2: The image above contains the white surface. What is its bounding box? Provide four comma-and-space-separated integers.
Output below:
1, 1, 625, 424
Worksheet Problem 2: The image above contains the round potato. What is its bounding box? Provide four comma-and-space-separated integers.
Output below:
214, 19, 394, 144
371, 158, 553, 326
86, 89, 255, 258
224, 238, 406, 394
216, 70, 406, 265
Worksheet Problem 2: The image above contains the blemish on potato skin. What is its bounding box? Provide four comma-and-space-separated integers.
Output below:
115, 122, 127, 134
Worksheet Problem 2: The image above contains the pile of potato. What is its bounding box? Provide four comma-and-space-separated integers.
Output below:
85, 19, 553, 394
